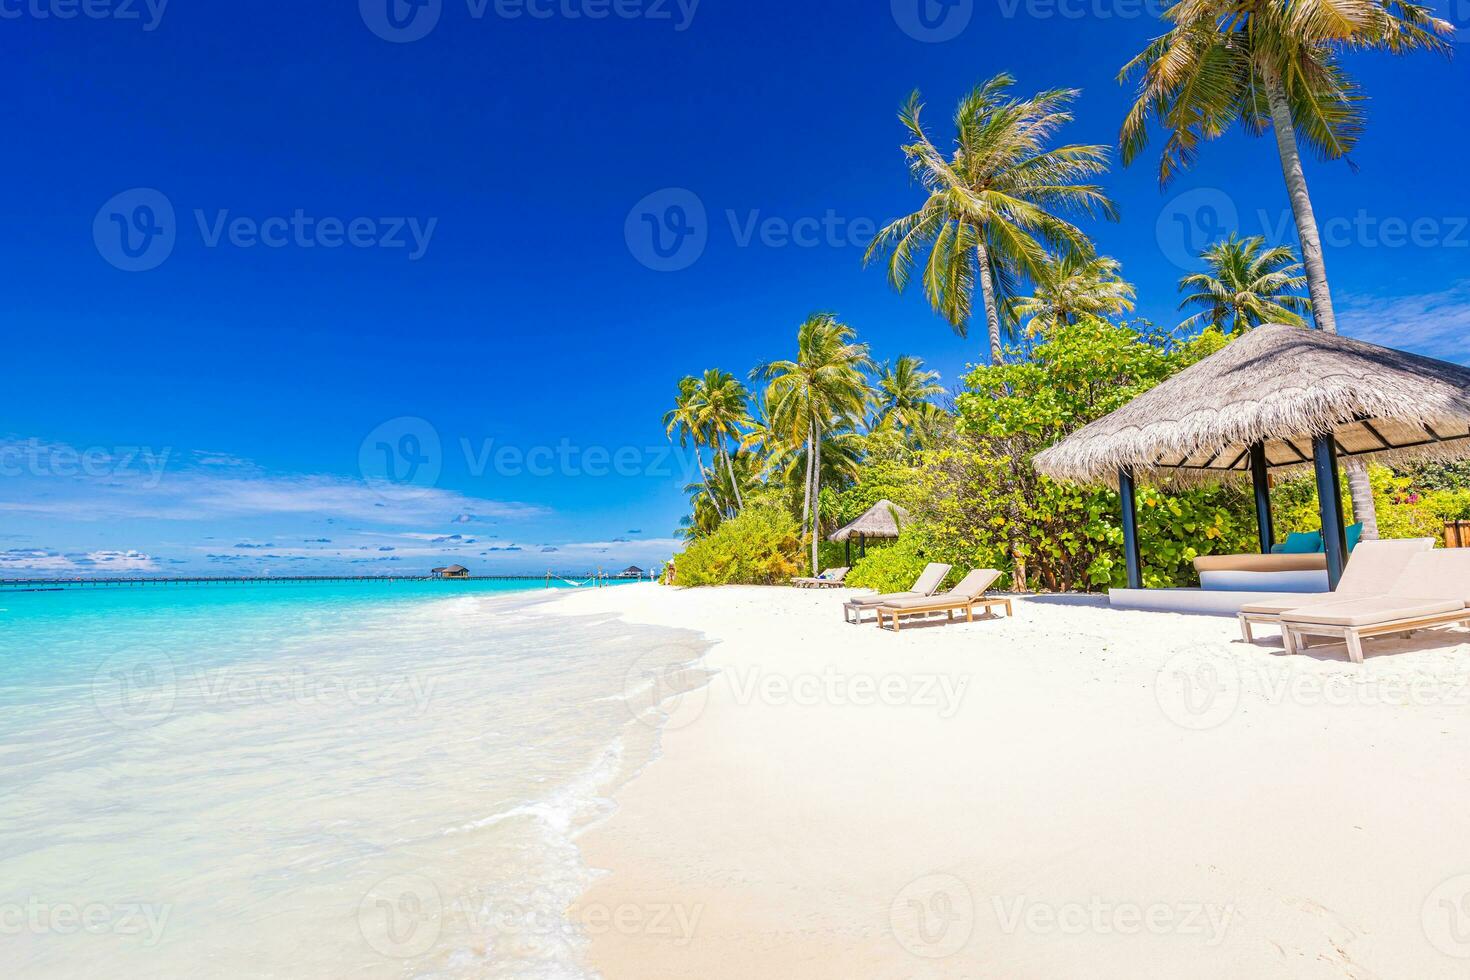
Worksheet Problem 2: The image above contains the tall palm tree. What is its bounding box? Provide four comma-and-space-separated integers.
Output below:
1008, 253, 1136, 335
754, 314, 873, 574
866, 73, 1118, 363
662, 377, 721, 516
1120, 0, 1452, 538
689, 369, 752, 514
1178, 234, 1311, 334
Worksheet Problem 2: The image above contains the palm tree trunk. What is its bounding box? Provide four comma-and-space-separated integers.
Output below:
721, 445, 744, 513
1265, 73, 1378, 539
696, 451, 721, 516
1265, 76, 1337, 336
974, 236, 1004, 364
800, 423, 815, 569
810, 422, 823, 576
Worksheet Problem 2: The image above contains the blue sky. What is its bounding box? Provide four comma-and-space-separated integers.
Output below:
3, 0, 1467, 577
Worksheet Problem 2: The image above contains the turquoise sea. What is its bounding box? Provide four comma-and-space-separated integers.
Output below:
0, 580, 708, 979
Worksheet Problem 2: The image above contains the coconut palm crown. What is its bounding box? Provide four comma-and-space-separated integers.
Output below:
866, 73, 1118, 363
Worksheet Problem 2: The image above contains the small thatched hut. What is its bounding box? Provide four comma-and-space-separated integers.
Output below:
828, 499, 911, 564
1034, 324, 1470, 591
431, 564, 470, 579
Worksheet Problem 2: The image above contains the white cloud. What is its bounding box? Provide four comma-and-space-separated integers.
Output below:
1339, 280, 1470, 361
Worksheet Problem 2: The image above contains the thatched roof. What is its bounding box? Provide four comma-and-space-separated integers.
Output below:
828, 499, 911, 542
1034, 324, 1470, 487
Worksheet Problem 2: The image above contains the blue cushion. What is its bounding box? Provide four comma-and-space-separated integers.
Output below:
1277, 530, 1324, 554
1346, 523, 1364, 551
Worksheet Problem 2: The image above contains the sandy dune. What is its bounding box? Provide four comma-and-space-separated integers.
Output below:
546, 583, 1470, 979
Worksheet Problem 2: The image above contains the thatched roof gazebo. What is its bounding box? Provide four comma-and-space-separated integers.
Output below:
828, 499, 911, 564
1034, 324, 1470, 591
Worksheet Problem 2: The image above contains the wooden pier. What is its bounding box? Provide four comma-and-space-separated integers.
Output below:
0, 573, 627, 591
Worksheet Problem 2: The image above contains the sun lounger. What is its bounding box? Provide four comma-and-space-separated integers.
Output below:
874, 569, 1009, 632
842, 563, 951, 623
1236, 538, 1435, 642
1279, 550, 1470, 663
792, 567, 849, 588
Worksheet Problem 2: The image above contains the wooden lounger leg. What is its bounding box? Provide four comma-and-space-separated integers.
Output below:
1282, 627, 1296, 656
1239, 615, 1253, 643
1344, 630, 1365, 665
966, 605, 974, 623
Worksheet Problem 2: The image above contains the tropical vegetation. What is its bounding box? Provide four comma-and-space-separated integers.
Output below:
662, 37, 1464, 589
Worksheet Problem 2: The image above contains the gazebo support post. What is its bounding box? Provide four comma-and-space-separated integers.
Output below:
860, 534, 866, 559
1118, 467, 1143, 590
1249, 442, 1274, 554
844, 538, 851, 567
1312, 434, 1350, 590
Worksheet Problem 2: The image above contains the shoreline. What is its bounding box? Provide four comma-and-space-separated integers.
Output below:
547, 583, 1470, 979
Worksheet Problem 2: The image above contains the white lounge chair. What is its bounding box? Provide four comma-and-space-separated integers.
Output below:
792, 567, 849, 589
874, 569, 1010, 632
841, 563, 952, 624
1237, 538, 1435, 642
1280, 550, 1470, 663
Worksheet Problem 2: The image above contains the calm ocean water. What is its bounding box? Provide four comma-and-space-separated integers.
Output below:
0, 581, 709, 979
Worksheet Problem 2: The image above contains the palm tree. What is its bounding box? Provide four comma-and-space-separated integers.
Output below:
866, 73, 1118, 364
873, 355, 948, 448
689, 369, 752, 514
1008, 253, 1136, 335
663, 377, 721, 516
754, 314, 874, 574
1177, 235, 1311, 334
1120, 0, 1452, 538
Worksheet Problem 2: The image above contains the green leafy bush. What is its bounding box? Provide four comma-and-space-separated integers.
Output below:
672, 506, 801, 586
845, 534, 948, 593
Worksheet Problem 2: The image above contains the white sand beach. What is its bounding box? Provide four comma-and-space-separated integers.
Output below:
547, 583, 1470, 979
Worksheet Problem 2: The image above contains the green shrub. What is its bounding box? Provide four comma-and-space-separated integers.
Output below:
672, 506, 802, 586
846, 534, 945, 593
